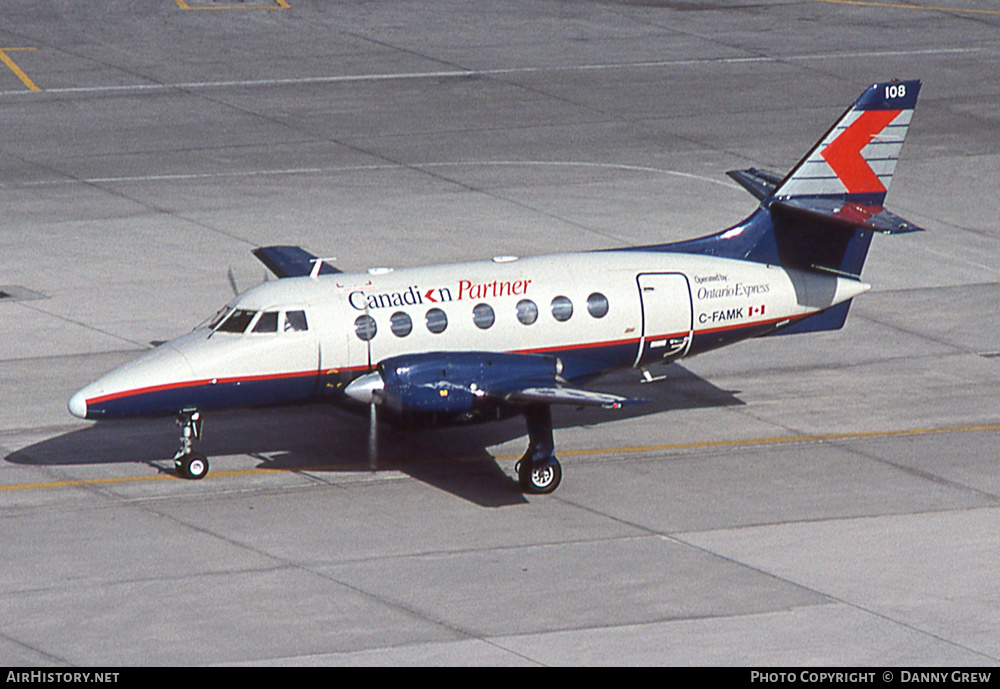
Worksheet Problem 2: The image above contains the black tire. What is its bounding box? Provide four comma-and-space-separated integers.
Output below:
177, 452, 209, 480
518, 457, 561, 494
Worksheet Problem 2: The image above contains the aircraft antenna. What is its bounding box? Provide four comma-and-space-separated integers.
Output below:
309, 256, 338, 279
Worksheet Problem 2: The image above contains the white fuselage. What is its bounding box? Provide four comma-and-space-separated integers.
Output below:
69, 249, 869, 420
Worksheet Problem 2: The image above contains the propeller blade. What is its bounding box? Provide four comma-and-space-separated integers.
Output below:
364, 302, 373, 372
227, 266, 239, 296
368, 400, 378, 472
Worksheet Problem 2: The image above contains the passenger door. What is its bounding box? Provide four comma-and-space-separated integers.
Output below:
635, 273, 693, 366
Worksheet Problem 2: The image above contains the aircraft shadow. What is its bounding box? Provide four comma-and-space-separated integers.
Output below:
6, 364, 742, 507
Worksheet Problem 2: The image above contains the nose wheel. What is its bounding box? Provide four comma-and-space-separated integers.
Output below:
176, 452, 209, 480
173, 411, 209, 480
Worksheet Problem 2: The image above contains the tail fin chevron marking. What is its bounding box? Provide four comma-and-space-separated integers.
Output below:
821, 108, 902, 195
774, 79, 921, 203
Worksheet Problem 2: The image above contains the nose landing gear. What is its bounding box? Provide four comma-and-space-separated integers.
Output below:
173, 411, 209, 480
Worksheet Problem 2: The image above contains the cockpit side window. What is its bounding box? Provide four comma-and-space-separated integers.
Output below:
252, 311, 279, 333
216, 309, 257, 333
284, 310, 308, 332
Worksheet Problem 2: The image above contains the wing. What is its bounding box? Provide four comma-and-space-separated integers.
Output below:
501, 386, 634, 409
252, 245, 342, 278
344, 351, 645, 413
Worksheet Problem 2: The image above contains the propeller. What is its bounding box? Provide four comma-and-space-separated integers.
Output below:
226, 265, 270, 299
344, 371, 386, 473
364, 300, 379, 471
368, 397, 378, 472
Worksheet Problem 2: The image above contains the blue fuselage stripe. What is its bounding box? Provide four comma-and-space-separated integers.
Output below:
87, 318, 781, 419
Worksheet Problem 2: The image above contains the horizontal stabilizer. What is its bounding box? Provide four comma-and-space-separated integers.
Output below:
770, 197, 926, 235
727, 168, 784, 201
252, 245, 342, 278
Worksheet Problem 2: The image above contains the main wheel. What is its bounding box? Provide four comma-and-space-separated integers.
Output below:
518, 457, 562, 494
176, 452, 210, 480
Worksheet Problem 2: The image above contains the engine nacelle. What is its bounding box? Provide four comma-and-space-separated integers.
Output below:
378, 351, 561, 415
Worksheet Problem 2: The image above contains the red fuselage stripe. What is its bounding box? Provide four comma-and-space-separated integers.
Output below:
86, 315, 808, 405
86, 369, 320, 405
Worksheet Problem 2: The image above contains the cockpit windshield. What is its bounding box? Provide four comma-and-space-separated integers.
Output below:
215, 309, 257, 333
206, 306, 310, 335
252, 311, 279, 333
196, 305, 232, 331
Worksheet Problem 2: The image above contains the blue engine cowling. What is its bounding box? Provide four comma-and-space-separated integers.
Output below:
378, 351, 560, 415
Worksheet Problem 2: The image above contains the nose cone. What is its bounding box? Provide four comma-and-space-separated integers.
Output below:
66, 343, 198, 419
68, 389, 88, 419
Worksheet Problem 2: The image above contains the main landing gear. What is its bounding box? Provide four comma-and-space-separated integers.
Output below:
173, 411, 209, 480
515, 405, 563, 494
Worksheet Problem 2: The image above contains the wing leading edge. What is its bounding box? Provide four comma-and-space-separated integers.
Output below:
344, 351, 644, 414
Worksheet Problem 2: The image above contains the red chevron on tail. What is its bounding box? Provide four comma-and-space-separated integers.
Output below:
821, 108, 901, 195
774, 79, 920, 203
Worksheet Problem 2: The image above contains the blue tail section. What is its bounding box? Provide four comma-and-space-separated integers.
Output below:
629, 80, 925, 335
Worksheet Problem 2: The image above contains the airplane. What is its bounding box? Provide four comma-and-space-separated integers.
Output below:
68, 79, 925, 494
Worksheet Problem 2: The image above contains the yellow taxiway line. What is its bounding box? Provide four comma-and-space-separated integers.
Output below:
3, 421, 999, 494
173, 0, 290, 9
0, 48, 40, 91
515, 422, 1000, 460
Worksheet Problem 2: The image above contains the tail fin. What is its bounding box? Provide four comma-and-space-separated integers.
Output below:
735, 79, 926, 281
664, 80, 927, 336
774, 79, 920, 204
665, 79, 925, 278
763, 80, 923, 334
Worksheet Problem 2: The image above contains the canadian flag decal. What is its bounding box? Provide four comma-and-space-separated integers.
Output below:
749, 304, 766, 317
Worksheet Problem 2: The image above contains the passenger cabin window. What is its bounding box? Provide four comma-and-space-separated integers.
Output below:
354, 314, 376, 341
516, 299, 538, 325
252, 311, 279, 333
285, 310, 308, 332
390, 311, 412, 337
425, 308, 448, 334
472, 303, 495, 329
551, 296, 573, 322
587, 292, 609, 318
216, 309, 256, 333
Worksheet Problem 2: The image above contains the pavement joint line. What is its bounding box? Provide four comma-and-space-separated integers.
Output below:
812, 0, 1000, 16
1, 160, 740, 190
4, 421, 999, 494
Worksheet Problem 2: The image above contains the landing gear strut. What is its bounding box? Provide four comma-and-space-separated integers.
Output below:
173, 411, 209, 480
516, 405, 562, 494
